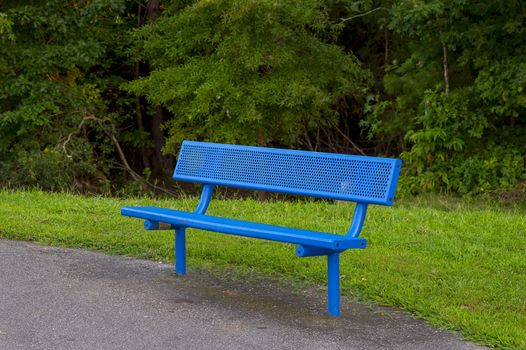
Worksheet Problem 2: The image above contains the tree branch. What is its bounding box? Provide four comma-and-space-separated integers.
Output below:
340, 7, 390, 23
303, 124, 315, 151
57, 113, 178, 196
335, 127, 367, 156
109, 129, 179, 197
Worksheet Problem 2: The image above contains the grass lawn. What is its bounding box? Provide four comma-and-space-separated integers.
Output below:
0, 190, 525, 349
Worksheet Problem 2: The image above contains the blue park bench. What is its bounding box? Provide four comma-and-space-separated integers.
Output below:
121, 140, 402, 317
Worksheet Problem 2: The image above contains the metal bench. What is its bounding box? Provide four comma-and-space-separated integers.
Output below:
121, 140, 402, 316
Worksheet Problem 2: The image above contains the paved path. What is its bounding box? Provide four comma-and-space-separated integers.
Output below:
0, 240, 484, 350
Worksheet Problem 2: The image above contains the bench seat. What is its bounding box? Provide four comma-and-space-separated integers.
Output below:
121, 206, 366, 250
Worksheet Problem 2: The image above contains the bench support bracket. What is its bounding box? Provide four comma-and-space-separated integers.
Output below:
175, 227, 187, 275
195, 184, 215, 214
327, 252, 340, 317
296, 245, 335, 257
346, 202, 368, 238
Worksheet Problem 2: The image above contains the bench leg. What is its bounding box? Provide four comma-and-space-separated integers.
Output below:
327, 252, 340, 317
175, 227, 186, 275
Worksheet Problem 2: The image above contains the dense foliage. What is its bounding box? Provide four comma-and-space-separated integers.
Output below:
370, 0, 526, 194
0, 0, 525, 195
0, 0, 134, 191
127, 0, 370, 152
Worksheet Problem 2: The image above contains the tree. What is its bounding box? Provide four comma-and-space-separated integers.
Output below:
365, 0, 526, 194
0, 0, 134, 190
127, 0, 371, 154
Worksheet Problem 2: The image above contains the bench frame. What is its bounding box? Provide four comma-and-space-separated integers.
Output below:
165, 183, 363, 316
122, 141, 401, 317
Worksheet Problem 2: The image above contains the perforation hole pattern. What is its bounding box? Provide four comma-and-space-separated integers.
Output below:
176, 144, 396, 201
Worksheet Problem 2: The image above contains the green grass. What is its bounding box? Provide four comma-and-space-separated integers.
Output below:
1, 190, 525, 349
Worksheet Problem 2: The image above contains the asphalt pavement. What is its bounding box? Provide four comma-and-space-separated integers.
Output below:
0, 239, 485, 350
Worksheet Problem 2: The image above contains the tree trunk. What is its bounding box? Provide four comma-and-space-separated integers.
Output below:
146, 0, 161, 22
150, 106, 173, 177
384, 30, 389, 66
442, 41, 450, 95
135, 96, 151, 170
145, 0, 174, 177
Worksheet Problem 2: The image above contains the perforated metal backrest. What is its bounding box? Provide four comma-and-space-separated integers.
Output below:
174, 141, 402, 205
